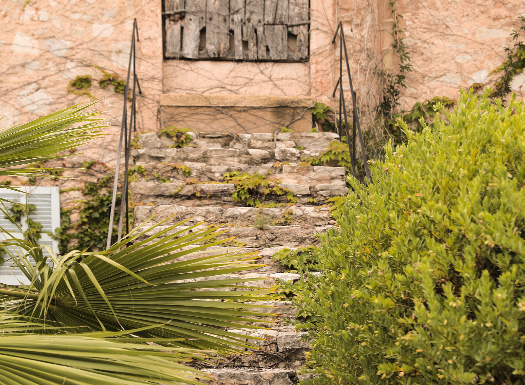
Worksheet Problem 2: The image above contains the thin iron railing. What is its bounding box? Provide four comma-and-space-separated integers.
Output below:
107, 19, 142, 249
332, 22, 372, 183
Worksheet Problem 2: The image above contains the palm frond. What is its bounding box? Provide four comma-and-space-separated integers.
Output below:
0, 101, 105, 176
0, 311, 207, 385
1, 217, 276, 352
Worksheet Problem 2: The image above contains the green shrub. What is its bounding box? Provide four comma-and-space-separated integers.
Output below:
292, 90, 525, 384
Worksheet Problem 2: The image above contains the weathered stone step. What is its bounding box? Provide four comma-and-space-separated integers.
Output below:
140, 224, 332, 248
131, 162, 347, 187
134, 204, 334, 228
184, 273, 298, 291
137, 131, 338, 153
133, 146, 324, 166
130, 181, 347, 206
229, 326, 308, 352
215, 327, 308, 370
204, 368, 298, 385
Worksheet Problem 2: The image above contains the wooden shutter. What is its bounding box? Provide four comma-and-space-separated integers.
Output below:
164, 0, 310, 61
0, 187, 60, 285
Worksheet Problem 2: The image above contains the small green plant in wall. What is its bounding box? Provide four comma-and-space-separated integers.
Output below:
159, 127, 193, 148
99, 72, 126, 94
67, 75, 94, 98
312, 102, 336, 132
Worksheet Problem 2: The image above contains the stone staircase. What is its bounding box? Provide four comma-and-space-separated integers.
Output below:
131, 130, 347, 384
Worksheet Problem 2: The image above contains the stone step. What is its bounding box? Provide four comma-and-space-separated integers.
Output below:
229, 326, 308, 352
139, 224, 332, 248
137, 131, 338, 152
131, 162, 347, 187
185, 273, 299, 289
128, 243, 288, 273
131, 148, 306, 168
204, 368, 298, 385
210, 327, 307, 370
160, 94, 314, 134
130, 181, 347, 206
134, 204, 334, 228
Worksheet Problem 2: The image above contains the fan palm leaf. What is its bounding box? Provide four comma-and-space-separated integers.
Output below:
0, 101, 104, 177
0, 312, 208, 385
1, 212, 275, 351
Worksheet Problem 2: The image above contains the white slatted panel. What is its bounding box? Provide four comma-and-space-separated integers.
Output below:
0, 187, 60, 285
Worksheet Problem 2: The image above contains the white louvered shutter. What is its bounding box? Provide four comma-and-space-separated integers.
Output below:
0, 187, 60, 285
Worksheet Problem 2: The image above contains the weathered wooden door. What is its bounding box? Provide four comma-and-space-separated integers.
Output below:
163, 0, 309, 61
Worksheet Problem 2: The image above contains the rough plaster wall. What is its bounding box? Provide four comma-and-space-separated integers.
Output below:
0, 0, 162, 215
0, 0, 163, 163
396, 0, 525, 108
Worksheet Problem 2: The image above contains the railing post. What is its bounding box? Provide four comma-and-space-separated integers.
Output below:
107, 19, 141, 249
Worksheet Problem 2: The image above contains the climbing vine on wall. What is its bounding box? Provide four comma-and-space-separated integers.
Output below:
54, 175, 124, 253
492, 16, 525, 99
377, 0, 413, 119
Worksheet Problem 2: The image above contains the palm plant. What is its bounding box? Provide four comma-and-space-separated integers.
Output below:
0, 102, 274, 384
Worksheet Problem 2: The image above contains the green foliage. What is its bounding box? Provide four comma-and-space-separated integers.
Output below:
223, 171, 296, 207
160, 127, 193, 148
154, 173, 171, 183
291, 91, 525, 384
82, 160, 97, 169
24, 218, 42, 242
273, 246, 319, 272
68, 75, 93, 97
401, 96, 455, 128
254, 214, 270, 230
307, 141, 352, 169
280, 126, 293, 133
99, 72, 126, 94
128, 164, 147, 180
173, 163, 192, 177
130, 135, 142, 149
7, 203, 35, 223
492, 16, 525, 99
0, 101, 103, 179
272, 209, 294, 226
384, 96, 456, 147
54, 175, 122, 253
312, 102, 336, 132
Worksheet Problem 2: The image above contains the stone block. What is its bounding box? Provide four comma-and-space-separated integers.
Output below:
205, 369, 297, 385
160, 95, 313, 134
280, 183, 310, 195
247, 149, 272, 163
275, 148, 300, 161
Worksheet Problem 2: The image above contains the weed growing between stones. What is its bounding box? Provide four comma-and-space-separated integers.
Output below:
223, 171, 296, 207
159, 127, 193, 148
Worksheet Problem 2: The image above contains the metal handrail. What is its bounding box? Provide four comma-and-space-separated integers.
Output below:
332, 21, 371, 183
107, 19, 142, 249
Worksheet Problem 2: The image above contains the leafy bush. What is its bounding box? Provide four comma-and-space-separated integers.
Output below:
292, 91, 525, 384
